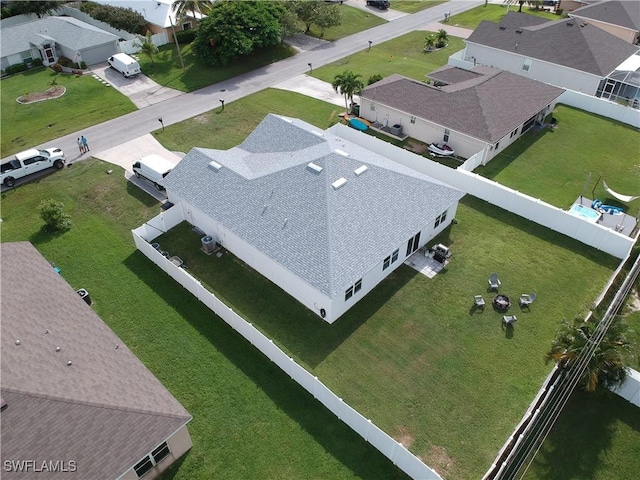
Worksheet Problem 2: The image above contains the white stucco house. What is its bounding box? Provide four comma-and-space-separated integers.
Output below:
0, 16, 119, 71
162, 114, 465, 324
456, 12, 640, 107
569, 0, 640, 44
93, 0, 204, 38
358, 65, 564, 163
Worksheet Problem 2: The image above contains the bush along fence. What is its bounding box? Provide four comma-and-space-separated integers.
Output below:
131, 206, 443, 480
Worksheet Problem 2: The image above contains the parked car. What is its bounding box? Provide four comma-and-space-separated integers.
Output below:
132, 154, 174, 191
366, 0, 389, 9
1, 148, 66, 187
107, 53, 141, 78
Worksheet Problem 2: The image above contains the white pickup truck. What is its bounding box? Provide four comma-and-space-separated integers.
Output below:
1, 147, 66, 187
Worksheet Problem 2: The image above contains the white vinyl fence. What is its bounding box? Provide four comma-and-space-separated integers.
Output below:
611, 368, 640, 407
132, 210, 443, 480
558, 90, 640, 129
328, 124, 636, 260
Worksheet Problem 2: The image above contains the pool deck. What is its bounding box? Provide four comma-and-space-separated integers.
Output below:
574, 197, 638, 237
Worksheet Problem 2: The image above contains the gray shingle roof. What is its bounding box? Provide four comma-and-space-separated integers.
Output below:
163, 115, 464, 297
361, 68, 564, 143
1, 16, 118, 57
1, 242, 191, 479
467, 12, 639, 76
571, 0, 640, 30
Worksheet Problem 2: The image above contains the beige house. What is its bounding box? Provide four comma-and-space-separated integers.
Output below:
359, 66, 564, 164
570, 0, 640, 44
0, 242, 192, 480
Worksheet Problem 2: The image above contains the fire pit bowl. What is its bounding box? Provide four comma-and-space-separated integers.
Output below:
493, 294, 511, 311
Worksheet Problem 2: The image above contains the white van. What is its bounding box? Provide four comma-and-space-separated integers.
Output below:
107, 53, 141, 78
132, 154, 174, 191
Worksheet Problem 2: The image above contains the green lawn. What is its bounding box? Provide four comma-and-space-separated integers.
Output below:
476, 105, 640, 217
312, 31, 465, 84
153, 88, 343, 153
0, 68, 136, 157
0, 160, 410, 480
137, 42, 296, 93
155, 194, 619, 480
306, 4, 387, 41
392, 0, 449, 14
448, 4, 560, 30
524, 391, 640, 480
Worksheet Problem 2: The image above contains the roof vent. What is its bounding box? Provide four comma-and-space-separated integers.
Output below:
1, 398, 6, 410
332, 178, 347, 190
566, 21, 574, 26
354, 165, 368, 176
334, 149, 350, 157
67, 360, 72, 366
283, 218, 288, 228
208, 160, 222, 171
311, 130, 324, 137
15, 340, 20, 346
515, 29, 522, 34
499, 25, 506, 30
55, 346, 61, 352
307, 162, 323, 173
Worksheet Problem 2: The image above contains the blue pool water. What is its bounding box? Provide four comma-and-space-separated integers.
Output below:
568, 203, 601, 223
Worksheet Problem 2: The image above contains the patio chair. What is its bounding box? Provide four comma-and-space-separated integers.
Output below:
502, 315, 517, 327
488, 273, 501, 291
473, 295, 485, 309
518, 293, 537, 309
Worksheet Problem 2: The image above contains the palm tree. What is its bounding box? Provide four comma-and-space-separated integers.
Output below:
171, 0, 213, 21
332, 71, 364, 113
424, 34, 436, 51
545, 315, 636, 393
138, 33, 159, 64
436, 29, 448, 48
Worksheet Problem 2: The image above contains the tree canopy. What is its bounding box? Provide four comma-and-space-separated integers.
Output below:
546, 315, 636, 393
193, 1, 284, 66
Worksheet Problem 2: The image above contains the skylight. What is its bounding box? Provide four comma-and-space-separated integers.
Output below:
332, 178, 347, 190
334, 149, 350, 157
354, 165, 368, 176
307, 162, 323, 173
208, 160, 222, 171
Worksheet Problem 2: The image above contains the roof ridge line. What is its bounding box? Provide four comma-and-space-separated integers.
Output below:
2, 387, 192, 421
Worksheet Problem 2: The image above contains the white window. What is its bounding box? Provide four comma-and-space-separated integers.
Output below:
182, 22, 191, 31
522, 58, 532, 72
134, 442, 170, 478
354, 279, 362, 293
345, 286, 354, 301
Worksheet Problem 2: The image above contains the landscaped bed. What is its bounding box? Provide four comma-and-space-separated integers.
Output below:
152, 195, 619, 479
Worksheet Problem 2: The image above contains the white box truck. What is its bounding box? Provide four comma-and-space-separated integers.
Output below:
1, 147, 66, 187
132, 154, 174, 191
107, 53, 141, 78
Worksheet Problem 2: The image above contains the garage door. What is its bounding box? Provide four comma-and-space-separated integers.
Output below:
81, 43, 117, 66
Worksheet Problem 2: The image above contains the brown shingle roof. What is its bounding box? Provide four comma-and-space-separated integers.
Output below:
571, 0, 640, 31
361, 67, 564, 143
0, 242, 191, 479
467, 12, 639, 76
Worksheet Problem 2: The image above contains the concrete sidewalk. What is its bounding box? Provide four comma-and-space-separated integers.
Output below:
273, 74, 347, 109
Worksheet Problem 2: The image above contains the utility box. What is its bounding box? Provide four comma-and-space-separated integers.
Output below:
76, 288, 91, 306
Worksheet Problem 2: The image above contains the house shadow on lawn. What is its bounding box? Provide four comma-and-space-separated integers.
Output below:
150, 221, 420, 368
122, 251, 411, 480
526, 390, 639, 480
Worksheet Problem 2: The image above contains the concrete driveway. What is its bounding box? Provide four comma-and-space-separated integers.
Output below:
347, 0, 409, 21
273, 74, 349, 109
90, 62, 183, 109
93, 133, 183, 201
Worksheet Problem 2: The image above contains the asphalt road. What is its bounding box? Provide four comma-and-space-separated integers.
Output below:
3, 0, 482, 164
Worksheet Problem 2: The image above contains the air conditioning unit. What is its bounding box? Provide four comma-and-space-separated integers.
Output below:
201, 235, 216, 254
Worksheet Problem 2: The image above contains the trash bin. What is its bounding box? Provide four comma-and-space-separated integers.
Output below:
76, 288, 91, 306
353, 104, 360, 116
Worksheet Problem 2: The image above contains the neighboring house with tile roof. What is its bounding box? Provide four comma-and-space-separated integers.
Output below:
162, 114, 465, 323
0, 242, 192, 480
460, 12, 639, 101
358, 66, 564, 163
569, 0, 640, 44
0, 16, 118, 71
93, 0, 203, 38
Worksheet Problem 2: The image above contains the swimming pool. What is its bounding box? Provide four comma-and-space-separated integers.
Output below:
568, 203, 601, 223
